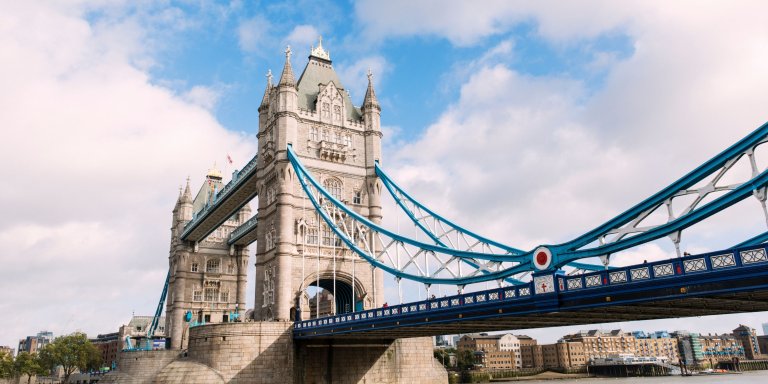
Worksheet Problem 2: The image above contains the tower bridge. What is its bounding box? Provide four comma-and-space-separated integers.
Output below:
102, 39, 768, 384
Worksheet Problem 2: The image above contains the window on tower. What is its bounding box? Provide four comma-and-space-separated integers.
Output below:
309, 126, 319, 141
333, 105, 341, 122
306, 228, 318, 244
353, 190, 362, 204
205, 287, 219, 302
206, 259, 220, 273
323, 178, 342, 200
322, 102, 330, 118
322, 225, 332, 246
344, 134, 351, 147
191, 263, 199, 272
193, 290, 202, 301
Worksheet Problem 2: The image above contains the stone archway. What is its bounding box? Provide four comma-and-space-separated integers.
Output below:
299, 272, 367, 319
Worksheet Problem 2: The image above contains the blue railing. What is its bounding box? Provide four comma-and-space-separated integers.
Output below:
181, 154, 259, 239
294, 244, 768, 331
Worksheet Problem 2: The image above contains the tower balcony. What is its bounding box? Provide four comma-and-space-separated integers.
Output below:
318, 140, 348, 162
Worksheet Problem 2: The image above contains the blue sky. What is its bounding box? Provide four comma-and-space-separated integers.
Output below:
2, 0, 768, 349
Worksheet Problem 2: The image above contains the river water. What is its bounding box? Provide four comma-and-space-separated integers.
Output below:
495, 370, 768, 383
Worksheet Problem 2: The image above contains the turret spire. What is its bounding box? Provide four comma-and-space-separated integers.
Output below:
278, 45, 295, 87
363, 68, 380, 111
259, 70, 272, 111
181, 177, 192, 203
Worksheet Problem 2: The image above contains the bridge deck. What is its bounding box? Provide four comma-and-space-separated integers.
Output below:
294, 245, 768, 339
181, 155, 259, 242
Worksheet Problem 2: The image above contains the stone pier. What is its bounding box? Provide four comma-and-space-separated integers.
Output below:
101, 322, 447, 384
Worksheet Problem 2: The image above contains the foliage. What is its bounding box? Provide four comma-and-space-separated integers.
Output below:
13, 352, 48, 384
0, 351, 13, 379
38, 333, 101, 384
455, 349, 477, 371
459, 370, 490, 383
434, 347, 456, 369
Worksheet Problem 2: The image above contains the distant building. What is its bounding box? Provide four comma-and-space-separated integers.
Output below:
700, 333, 745, 364
308, 290, 334, 318
90, 333, 120, 369
119, 315, 166, 350
562, 329, 636, 361
762, 323, 768, 336
518, 336, 543, 368
457, 333, 525, 370
733, 325, 762, 359
757, 335, 768, 357
18, 331, 54, 354
541, 340, 586, 369
0, 346, 14, 357
633, 330, 680, 362
671, 331, 704, 368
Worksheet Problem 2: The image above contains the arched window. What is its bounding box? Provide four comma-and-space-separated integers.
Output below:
206, 259, 220, 273
323, 178, 342, 200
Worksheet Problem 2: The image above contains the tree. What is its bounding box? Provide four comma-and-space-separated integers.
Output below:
455, 349, 477, 371
13, 352, 48, 384
38, 333, 101, 384
0, 350, 13, 379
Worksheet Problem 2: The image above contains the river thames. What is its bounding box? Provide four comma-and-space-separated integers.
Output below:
497, 370, 768, 383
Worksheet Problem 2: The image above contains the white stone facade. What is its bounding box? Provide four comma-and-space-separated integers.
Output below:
253, 43, 384, 321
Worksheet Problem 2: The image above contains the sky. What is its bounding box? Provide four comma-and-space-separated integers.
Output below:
1, 0, 768, 349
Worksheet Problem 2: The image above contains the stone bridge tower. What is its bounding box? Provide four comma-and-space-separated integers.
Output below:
254, 39, 384, 322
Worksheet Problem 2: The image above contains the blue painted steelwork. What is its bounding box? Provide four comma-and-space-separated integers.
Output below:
551, 166, 768, 266
377, 163, 608, 275
734, 231, 768, 248
547, 122, 768, 268
147, 271, 169, 340
180, 154, 259, 240
294, 244, 768, 338
376, 163, 524, 254
124, 271, 169, 351
288, 146, 532, 284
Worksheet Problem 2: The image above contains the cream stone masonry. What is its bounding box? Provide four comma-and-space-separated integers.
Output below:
165, 171, 251, 350
254, 41, 383, 322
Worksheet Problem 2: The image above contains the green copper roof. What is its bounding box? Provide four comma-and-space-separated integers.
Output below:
296, 57, 362, 121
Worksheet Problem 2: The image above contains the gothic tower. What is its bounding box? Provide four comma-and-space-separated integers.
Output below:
254, 39, 384, 321
165, 168, 251, 350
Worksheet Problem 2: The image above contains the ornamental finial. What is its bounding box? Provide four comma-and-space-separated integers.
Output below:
367, 68, 373, 82
266, 69, 273, 86
285, 45, 292, 60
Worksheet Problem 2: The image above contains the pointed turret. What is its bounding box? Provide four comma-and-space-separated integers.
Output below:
259, 70, 273, 111
362, 69, 380, 112
179, 177, 193, 221
278, 46, 295, 87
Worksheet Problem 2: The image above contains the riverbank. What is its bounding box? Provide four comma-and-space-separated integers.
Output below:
491, 371, 591, 381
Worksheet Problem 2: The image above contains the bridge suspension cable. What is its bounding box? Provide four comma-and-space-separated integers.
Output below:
547, 122, 768, 269
288, 146, 531, 285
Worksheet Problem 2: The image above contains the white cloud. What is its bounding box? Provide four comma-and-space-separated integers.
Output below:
335, 55, 389, 103
379, 2, 768, 336
0, 2, 256, 347
237, 15, 271, 53
182, 85, 225, 111
354, 0, 634, 46
285, 24, 320, 49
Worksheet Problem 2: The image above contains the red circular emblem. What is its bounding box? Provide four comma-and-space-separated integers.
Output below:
536, 252, 548, 265
532, 247, 552, 270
